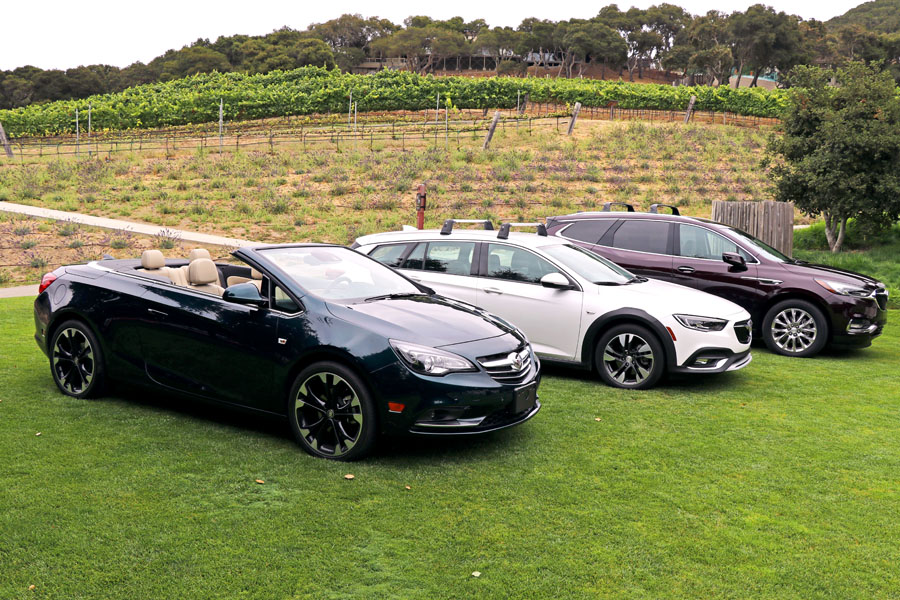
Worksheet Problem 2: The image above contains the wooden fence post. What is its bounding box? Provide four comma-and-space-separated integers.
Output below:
684, 95, 696, 124
567, 102, 582, 135
483, 111, 501, 150
0, 122, 13, 158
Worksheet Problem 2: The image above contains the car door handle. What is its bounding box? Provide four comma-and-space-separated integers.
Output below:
483, 287, 503, 295
147, 308, 168, 317
676, 266, 696, 274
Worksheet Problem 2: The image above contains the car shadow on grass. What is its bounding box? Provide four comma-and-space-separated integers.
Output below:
105, 382, 530, 463
538, 361, 742, 394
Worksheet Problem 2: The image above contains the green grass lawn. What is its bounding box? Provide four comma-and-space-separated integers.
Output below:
2, 296, 899, 599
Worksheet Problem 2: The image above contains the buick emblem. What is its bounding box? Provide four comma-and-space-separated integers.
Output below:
509, 351, 525, 371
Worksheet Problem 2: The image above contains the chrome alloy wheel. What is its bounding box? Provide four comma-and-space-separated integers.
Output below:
771, 308, 817, 353
52, 327, 95, 395
602, 333, 655, 386
294, 372, 363, 458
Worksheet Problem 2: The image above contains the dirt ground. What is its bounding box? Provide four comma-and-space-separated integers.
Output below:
0, 215, 229, 287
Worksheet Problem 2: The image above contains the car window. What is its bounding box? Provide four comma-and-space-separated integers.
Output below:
610, 220, 670, 254
273, 284, 301, 313
560, 220, 615, 244
486, 244, 559, 284
369, 243, 412, 268
424, 242, 475, 275
679, 225, 751, 261
402, 243, 426, 270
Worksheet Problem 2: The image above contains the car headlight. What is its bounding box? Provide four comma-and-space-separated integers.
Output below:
390, 340, 476, 376
815, 279, 870, 297
673, 314, 728, 332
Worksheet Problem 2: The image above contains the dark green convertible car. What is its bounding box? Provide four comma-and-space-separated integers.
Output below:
33, 244, 541, 460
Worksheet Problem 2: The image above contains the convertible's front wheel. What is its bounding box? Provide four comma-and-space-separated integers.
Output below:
288, 362, 377, 461
50, 320, 105, 399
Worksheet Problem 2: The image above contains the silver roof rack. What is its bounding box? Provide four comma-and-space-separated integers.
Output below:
440, 219, 495, 235
497, 222, 547, 240
601, 202, 635, 212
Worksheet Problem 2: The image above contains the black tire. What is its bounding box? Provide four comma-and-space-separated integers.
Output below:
762, 299, 828, 358
594, 324, 665, 390
49, 319, 105, 399
287, 361, 377, 461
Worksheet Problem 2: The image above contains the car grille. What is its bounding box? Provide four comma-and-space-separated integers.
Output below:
733, 319, 752, 344
478, 346, 533, 385
874, 290, 888, 311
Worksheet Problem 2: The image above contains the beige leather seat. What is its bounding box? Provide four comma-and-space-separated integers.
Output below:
140, 249, 166, 272
188, 248, 211, 261
140, 250, 181, 284
187, 259, 224, 295
226, 268, 263, 289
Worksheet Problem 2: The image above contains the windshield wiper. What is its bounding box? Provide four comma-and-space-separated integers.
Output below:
626, 276, 648, 284
363, 292, 423, 302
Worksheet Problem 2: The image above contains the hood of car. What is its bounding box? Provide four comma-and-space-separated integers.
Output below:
777, 260, 883, 288
595, 278, 750, 320
328, 294, 520, 348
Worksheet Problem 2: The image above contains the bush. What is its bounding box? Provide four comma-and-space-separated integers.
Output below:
794, 221, 900, 251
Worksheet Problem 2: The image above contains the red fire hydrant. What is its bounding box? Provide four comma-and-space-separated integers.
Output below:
416, 183, 426, 230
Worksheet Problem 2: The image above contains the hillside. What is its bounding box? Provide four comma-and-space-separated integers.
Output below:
828, 0, 900, 33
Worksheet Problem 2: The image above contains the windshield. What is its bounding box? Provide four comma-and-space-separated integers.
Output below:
540, 244, 635, 284
725, 227, 791, 262
259, 246, 421, 301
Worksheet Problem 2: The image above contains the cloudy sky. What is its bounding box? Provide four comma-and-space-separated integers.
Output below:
3, 0, 865, 71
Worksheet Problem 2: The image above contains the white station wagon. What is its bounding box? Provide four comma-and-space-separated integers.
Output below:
354, 220, 753, 389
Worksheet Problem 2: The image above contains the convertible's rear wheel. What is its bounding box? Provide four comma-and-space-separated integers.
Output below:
595, 324, 665, 390
50, 320, 105, 399
288, 361, 376, 461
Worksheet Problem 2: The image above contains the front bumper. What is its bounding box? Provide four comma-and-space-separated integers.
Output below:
828, 295, 888, 348
670, 348, 752, 374
369, 357, 541, 436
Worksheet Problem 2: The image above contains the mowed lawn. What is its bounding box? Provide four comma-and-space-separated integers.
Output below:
1, 295, 898, 599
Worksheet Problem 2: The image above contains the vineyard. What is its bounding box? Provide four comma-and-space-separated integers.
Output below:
0, 67, 788, 137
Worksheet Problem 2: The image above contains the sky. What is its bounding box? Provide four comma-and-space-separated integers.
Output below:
2, 0, 867, 71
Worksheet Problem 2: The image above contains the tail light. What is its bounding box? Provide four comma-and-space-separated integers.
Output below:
38, 273, 57, 294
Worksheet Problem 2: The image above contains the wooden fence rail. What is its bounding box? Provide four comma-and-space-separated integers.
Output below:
711, 200, 794, 257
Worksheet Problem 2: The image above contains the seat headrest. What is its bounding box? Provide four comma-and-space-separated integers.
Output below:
188, 248, 211, 261
188, 258, 218, 285
141, 249, 165, 270
250, 268, 262, 280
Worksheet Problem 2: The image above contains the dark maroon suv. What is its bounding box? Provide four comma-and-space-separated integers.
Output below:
546, 203, 888, 357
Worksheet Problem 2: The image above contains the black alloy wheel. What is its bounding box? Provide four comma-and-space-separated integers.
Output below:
595, 324, 665, 390
288, 361, 376, 461
50, 320, 105, 398
763, 299, 828, 358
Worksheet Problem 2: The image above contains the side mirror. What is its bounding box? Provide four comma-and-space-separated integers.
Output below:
540, 272, 572, 290
223, 282, 268, 307
722, 252, 747, 270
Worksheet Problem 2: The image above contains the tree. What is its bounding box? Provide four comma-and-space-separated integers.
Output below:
666, 10, 734, 85
372, 26, 465, 74
767, 63, 900, 252
562, 22, 627, 77
476, 27, 522, 74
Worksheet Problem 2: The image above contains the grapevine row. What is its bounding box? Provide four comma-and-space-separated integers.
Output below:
0, 67, 788, 137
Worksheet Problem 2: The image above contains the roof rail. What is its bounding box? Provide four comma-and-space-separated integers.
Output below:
601, 202, 635, 212
648, 203, 680, 216
440, 219, 494, 235
497, 222, 548, 240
